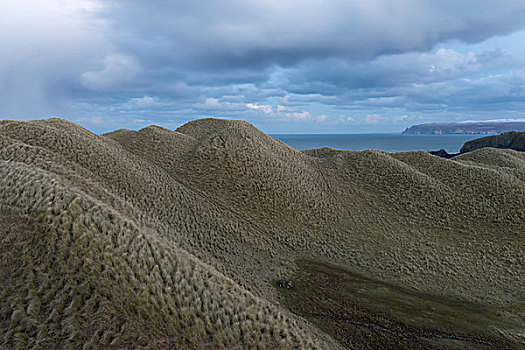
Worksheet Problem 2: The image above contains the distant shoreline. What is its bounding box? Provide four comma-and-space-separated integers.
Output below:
403, 121, 525, 135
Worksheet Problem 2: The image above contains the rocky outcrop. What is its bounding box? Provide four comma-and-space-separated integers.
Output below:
460, 131, 525, 153
428, 149, 457, 159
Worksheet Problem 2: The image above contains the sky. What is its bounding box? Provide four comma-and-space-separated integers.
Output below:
2, 0, 525, 133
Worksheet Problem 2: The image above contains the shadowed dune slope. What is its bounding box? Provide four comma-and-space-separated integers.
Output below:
1, 118, 524, 348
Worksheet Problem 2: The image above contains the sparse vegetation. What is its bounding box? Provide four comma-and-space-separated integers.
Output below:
1, 118, 524, 348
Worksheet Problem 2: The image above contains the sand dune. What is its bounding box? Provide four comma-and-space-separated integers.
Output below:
1, 118, 523, 348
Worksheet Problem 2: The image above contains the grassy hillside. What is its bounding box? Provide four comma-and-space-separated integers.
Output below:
1, 118, 523, 348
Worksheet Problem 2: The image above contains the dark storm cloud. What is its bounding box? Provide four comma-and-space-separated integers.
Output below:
105, 0, 525, 69
71, 0, 525, 94
80, 0, 525, 118
280, 49, 516, 91
269, 47, 525, 118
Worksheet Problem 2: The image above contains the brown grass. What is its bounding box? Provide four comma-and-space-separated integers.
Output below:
1, 117, 524, 348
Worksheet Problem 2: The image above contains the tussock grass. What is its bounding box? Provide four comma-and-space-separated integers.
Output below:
0, 162, 326, 349
1, 117, 524, 348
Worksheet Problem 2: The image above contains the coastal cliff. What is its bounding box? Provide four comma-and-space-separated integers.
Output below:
460, 131, 525, 153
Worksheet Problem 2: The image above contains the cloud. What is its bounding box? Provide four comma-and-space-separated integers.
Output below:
128, 96, 155, 107
460, 118, 525, 123
245, 102, 328, 122
363, 114, 424, 124
201, 98, 223, 109
74, 115, 104, 125
3, 0, 525, 132
132, 118, 156, 125
283, 111, 327, 122
106, 0, 525, 69
393, 69, 525, 111
193, 97, 249, 114
280, 48, 516, 94
0, 0, 110, 116
81, 54, 140, 91
246, 103, 274, 114
365, 114, 383, 124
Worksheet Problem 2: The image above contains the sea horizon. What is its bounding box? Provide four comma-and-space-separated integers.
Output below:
271, 133, 486, 153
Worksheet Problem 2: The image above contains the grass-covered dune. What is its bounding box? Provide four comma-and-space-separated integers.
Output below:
1, 118, 524, 349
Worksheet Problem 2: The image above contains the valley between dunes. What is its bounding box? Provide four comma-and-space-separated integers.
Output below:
1, 118, 524, 349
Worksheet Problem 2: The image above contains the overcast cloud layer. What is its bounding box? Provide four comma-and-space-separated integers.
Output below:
2, 0, 525, 133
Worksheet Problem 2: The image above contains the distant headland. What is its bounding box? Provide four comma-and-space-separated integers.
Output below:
402, 121, 525, 135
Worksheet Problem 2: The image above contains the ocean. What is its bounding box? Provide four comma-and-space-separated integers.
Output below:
271, 133, 485, 154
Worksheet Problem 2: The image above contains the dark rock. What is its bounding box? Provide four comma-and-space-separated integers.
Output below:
429, 149, 457, 159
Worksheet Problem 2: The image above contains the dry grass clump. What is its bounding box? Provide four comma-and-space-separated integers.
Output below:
1, 117, 524, 348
